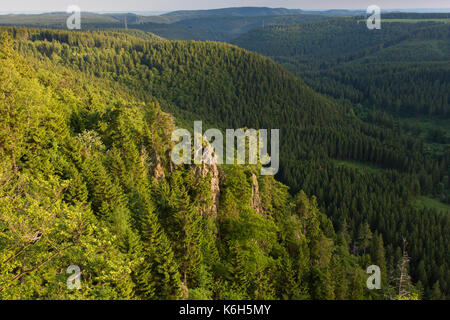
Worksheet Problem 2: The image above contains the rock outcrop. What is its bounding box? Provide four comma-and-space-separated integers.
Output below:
250, 172, 263, 214
151, 151, 165, 181
194, 145, 221, 218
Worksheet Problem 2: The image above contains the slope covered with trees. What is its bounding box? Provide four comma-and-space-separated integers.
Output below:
0, 30, 392, 300
0, 26, 448, 299
232, 18, 450, 117
232, 16, 450, 299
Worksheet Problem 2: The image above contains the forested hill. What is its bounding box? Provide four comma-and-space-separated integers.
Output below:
232, 17, 450, 299
0, 27, 449, 299
232, 18, 450, 116
0, 11, 333, 42
232, 18, 450, 69
161, 7, 304, 20
131, 14, 331, 42
1, 28, 390, 300
0, 8, 305, 26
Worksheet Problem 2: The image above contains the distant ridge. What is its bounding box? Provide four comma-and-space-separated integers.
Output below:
163, 7, 304, 18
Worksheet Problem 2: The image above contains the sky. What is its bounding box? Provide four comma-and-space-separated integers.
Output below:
1, 0, 449, 13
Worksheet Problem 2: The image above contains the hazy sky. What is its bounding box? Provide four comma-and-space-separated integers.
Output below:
1, 0, 449, 13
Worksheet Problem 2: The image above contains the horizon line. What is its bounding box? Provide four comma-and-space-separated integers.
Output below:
0, 6, 449, 15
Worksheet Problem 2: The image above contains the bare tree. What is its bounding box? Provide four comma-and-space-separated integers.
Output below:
396, 238, 412, 298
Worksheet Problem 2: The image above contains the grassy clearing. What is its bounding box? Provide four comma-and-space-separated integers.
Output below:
333, 160, 385, 174
399, 116, 450, 156
414, 196, 450, 213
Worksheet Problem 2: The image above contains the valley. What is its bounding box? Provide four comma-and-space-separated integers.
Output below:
0, 6, 448, 300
